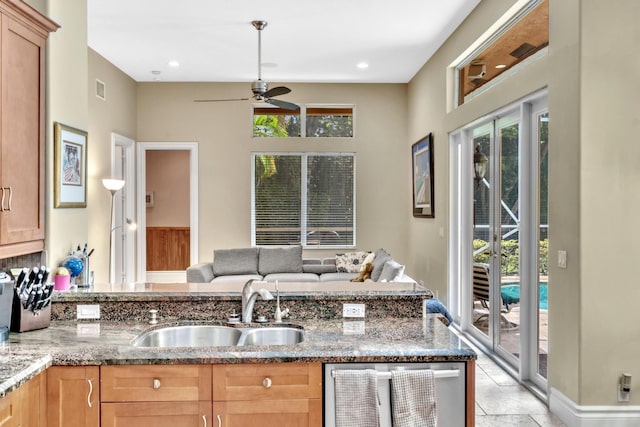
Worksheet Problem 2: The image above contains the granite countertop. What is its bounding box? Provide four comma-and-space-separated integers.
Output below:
0, 315, 475, 398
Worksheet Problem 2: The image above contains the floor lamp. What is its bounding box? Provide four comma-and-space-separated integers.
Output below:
103, 178, 125, 283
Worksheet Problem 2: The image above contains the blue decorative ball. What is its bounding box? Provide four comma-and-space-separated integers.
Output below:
63, 256, 84, 277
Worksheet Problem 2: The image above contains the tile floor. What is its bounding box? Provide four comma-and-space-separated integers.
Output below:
474, 350, 565, 426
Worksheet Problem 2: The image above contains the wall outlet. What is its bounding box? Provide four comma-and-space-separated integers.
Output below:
557, 250, 567, 269
77, 304, 100, 320
343, 303, 365, 318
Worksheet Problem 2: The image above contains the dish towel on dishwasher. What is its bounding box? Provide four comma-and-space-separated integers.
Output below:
390, 369, 437, 427
334, 369, 380, 427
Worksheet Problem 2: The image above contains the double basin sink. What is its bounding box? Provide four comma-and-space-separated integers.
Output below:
132, 323, 304, 348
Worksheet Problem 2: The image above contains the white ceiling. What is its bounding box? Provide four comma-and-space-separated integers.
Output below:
87, 0, 480, 84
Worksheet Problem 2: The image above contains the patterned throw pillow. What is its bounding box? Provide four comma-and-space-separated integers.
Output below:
335, 251, 371, 273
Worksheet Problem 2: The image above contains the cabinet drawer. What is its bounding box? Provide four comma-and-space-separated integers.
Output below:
212, 362, 322, 401
101, 365, 212, 402
101, 401, 212, 427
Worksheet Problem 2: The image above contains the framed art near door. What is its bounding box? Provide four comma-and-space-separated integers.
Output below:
54, 122, 88, 208
412, 133, 434, 218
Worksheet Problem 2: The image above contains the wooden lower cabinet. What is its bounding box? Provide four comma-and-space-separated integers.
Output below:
47, 366, 100, 427
212, 362, 322, 427
101, 401, 212, 427
0, 372, 46, 427
101, 364, 212, 427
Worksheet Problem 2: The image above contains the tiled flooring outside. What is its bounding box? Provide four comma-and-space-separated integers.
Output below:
474, 350, 565, 426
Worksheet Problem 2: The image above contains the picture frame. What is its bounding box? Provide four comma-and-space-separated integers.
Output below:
412, 133, 434, 218
145, 191, 154, 208
54, 122, 88, 208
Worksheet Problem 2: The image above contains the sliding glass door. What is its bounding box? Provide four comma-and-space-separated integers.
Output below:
450, 91, 549, 392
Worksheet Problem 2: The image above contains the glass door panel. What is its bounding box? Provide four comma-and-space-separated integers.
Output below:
497, 120, 520, 358
537, 112, 549, 379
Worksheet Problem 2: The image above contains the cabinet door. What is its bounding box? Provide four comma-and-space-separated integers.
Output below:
214, 399, 322, 427
0, 388, 19, 427
21, 372, 46, 427
0, 13, 46, 246
102, 401, 212, 427
47, 366, 100, 427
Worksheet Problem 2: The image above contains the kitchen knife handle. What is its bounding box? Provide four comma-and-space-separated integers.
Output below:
87, 378, 94, 408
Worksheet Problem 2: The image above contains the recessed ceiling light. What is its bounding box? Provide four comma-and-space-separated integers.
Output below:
357, 62, 369, 69
495, 64, 507, 69
168, 60, 180, 67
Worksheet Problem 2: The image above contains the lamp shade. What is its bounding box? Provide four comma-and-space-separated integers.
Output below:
102, 178, 125, 192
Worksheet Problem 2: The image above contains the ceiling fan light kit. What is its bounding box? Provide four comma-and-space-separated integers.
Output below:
195, 20, 298, 110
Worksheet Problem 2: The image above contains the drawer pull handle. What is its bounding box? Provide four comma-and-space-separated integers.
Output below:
217, 414, 221, 427
153, 378, 161, 389
87, 379, 94, 408
202, 414, 207, 427
262, 377, 272, 388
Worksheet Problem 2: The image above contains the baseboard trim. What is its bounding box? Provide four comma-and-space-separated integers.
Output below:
550, 387, 640, 426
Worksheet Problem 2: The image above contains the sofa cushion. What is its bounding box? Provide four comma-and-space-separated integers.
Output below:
370, 248, 392, 282
210, 274, 263, 284
379, 259, 405, 282
213, 248, 259, 276
303, 264, 337, 274
320, 272, 358, 282
263, 272, 320, 283
258, 246, 303, 275
335, 251, 370, 273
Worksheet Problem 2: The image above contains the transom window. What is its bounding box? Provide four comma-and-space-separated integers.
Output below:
252, 153, 355, 247
253, 105, 354, 138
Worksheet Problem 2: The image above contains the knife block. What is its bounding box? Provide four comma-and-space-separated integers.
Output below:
10, 291, 51, 332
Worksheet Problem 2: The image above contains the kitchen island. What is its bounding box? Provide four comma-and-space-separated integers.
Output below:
1, 282, 476, 426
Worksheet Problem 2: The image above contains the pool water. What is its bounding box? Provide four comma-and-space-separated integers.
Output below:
501, 283, 548, 310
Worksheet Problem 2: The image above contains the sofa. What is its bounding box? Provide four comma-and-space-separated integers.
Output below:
186, 246, 415, 284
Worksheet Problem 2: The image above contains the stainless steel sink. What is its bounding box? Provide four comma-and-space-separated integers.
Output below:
133, 325, 242, 348
238, 327, 304, 346
132, 324, 304, 348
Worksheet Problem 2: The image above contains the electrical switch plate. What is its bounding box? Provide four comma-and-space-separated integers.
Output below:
77, 304, 100, 320
557, 250, 567, 269
343, 303, 365, 318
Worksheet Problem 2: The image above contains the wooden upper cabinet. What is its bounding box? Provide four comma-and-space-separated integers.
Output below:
0, 0, 57, 257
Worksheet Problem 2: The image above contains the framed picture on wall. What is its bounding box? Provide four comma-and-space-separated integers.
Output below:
412, 133, 434, 218
54, 122, 88, 208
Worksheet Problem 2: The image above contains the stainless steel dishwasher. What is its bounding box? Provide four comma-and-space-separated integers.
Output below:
324, 362, 467, 426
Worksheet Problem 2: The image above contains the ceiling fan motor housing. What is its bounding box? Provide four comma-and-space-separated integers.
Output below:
252, 80, 268, 97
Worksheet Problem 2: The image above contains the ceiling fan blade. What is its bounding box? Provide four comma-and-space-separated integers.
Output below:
263, 86, 291, 98
265, 98, 299, 111
194, 97, 251, 103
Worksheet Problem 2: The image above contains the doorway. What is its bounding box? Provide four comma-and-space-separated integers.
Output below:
450, 90, 548, 393
136, 142, 199, 283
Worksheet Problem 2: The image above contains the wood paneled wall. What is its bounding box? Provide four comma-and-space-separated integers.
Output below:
146, 227, 190, 271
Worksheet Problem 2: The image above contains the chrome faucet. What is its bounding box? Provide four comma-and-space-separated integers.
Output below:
242, 279, 274, 323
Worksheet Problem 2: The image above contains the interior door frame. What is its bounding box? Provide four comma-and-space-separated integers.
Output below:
136, 142, 199, 282
110, 133, 136, 283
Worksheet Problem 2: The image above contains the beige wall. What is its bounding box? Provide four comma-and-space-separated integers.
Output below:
87, 49, 137, 283
136, 82, 410, 268
408, 0, 640, 408
145, 150, 190, 227
43, 0, 89, 270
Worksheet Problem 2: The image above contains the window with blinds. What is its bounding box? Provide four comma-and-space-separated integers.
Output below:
252, 153, 355, 247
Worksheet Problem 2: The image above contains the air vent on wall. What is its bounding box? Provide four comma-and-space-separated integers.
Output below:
96, 79, 106, 101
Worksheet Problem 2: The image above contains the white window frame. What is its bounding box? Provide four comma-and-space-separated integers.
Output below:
251, 104, 355, 139
251, 152, 357, 249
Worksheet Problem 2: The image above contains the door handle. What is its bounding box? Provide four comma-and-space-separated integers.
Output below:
87, 379, 94, 408
6, 187, 11, 211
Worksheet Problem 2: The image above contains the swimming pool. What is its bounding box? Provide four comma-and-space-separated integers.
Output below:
500, 283, 549, 310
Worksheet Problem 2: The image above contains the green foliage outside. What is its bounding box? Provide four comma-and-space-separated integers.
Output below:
473, 239, 548, 276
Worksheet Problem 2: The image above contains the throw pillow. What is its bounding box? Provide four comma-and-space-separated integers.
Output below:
213, 248, 259, 276
360, 251, 376, 271
303, 264, 337, 274
379, 259, 405, 282
370, 248, 392, 281
258, 246, 303, 275
335, 251, 371, 273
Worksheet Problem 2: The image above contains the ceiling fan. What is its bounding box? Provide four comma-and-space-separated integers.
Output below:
195, 20, 298, 110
